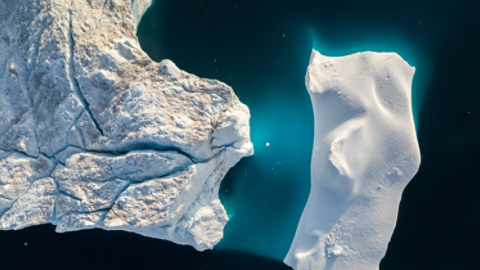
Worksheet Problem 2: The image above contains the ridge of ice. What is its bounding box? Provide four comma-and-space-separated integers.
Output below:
0, 0, 253, 251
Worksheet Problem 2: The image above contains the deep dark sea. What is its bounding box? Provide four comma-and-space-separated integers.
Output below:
1, 0, 480, 269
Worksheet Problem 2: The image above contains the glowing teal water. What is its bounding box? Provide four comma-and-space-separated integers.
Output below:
215, 30, 429, 259
135, 0, 464, 261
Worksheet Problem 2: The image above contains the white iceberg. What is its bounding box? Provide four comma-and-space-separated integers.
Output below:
285, 50, 421, 270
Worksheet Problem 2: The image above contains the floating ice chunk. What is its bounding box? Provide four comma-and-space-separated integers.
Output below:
285, 50, 421, 270
0, 0, 252, 251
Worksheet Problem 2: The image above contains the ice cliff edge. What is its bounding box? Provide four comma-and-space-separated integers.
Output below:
0, 0, 253, 251
285, 50, 420, 270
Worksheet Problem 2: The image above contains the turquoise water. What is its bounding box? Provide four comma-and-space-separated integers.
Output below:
136, 0, 469, 262
0, 1, 478, 270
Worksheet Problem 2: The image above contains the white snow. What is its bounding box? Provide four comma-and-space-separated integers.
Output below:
285, 50, 421, 270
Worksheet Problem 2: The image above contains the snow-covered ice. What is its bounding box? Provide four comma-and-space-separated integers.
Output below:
285, 50, 421, 270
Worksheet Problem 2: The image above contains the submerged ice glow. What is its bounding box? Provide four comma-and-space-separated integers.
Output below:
136, 0, 460, 261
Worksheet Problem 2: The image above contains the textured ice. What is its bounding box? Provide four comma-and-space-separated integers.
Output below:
285, 50, 421, 270
0, 0, 253, 251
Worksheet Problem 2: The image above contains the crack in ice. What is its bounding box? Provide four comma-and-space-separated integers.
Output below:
68, 10, 105, 137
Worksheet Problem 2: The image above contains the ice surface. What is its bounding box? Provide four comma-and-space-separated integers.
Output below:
285, 50, 420, 270
0, 0, 252, 251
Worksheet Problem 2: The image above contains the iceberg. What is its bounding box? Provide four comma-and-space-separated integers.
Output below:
0, 0, 252, 251
285, 50, 420, 270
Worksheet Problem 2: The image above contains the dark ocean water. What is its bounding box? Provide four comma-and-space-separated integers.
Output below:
1, 0, 479, 269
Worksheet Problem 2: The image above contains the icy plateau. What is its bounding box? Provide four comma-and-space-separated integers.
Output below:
0, 0, 253, 250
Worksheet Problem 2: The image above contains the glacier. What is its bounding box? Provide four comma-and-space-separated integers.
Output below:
285, 50, 421, 270
0, 0, 252, 251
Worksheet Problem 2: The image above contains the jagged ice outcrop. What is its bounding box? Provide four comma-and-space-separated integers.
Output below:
0, 0, 253, 251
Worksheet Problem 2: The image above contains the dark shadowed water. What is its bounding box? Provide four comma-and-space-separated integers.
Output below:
1, 1, 479, 269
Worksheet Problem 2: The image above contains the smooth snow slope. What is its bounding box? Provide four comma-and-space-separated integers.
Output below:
285, 50, 420, 270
